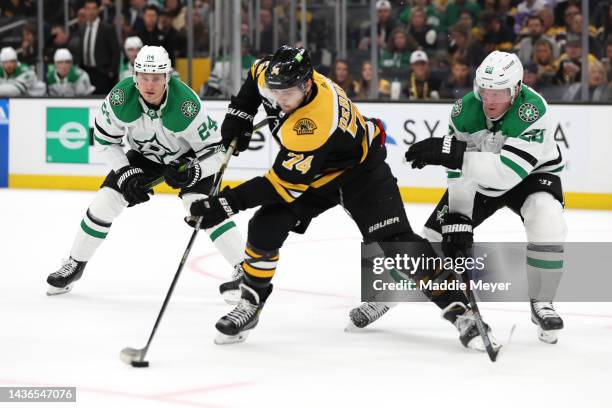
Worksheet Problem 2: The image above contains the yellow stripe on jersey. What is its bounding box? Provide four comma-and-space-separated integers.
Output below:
279, 72, 337, 152
310, 169, 345, 188
264, 168, 309, 203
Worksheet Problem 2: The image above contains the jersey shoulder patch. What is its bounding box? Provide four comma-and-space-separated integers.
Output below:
109, 77, 141, 123
450, 92, 487, 133
162, 76, 202, 132
501, 86, 548, 137
279, 73, 335, 152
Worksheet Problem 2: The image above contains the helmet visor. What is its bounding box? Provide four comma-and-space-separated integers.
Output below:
477, 87, 512, 104
263, 84, 305, 111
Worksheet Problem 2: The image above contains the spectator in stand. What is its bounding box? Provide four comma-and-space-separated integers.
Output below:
407, 7, 437, 52
0, 0, 34, 17
164, 0, 186, 31
399, 0, 442, 33
439, 57, 472, 99
554, 3, 580, 49
442, 0, 482, 32
403, 50, 440, 100
555, 38, 598, 86
448, 22, 486, 68
597, 3, 612, 45
45, 24, 80, 65
532, 38, 557, 86
118, 36, 142, 80
515, 15, 559, 64
358, 0, 397, 52
380, 28, 416, 69
79, 0, 120, 94
602, 36, 612, 82
158, 10, 180, 62
17, 24, 37, 66
137, 5, 177, 63
330, 59, 356, 97
47, 48, 95, 97
258, 9, 275, 54
538, 7, 559, 38
480, 11, 515, 53
562, 60, 611, 102
73, 8, 89, 37
514, 0, 547, 34
126, 0, 147, 34
522, 62, 541, 90
354, 60, 390, 99
566, 13, 601, 58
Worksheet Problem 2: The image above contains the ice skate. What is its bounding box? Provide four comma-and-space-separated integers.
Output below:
219, 264, 244, 305
47, 257, 87, 295
531, 300, 563, 344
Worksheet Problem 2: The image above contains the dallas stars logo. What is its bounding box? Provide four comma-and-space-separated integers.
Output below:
436, 205, 449, 224
110, 89, 125, 106
451, 99, 463, 117
518, 103, 539, 123
132, 132, 179, 162
181, 100, 199, 118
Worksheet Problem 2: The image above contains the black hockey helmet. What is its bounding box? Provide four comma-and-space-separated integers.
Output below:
264, 46, 313, 90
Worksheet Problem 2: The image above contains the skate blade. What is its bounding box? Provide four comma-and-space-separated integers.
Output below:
221, 290, 240, 305
46, 285, 73, 296
214, 329, 251, 345
537, 327, 560, 344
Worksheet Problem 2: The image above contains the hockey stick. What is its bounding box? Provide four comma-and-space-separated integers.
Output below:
143, 117, 269, 191
120, 138, 238, 368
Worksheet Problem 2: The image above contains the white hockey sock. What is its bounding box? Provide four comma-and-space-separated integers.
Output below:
70, 188, 127, 262
526, 243, 564, 301
205, 220, 245, 267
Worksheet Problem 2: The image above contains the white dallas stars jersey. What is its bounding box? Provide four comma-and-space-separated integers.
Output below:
445, 85, 564, 216
94, 76, 224, 177
0, 62, 37, 96
47, 65, 95, 97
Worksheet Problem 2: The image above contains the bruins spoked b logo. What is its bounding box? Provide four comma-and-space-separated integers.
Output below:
518, 103, 539, 123
293, 118, 317, 135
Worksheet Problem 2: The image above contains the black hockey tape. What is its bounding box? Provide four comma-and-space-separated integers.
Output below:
130, 361, 149, 368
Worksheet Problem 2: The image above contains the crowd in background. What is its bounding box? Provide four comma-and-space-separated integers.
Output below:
0, 0, 611, 102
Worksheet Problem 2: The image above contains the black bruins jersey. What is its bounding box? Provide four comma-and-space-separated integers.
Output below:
236, 58, 383, 204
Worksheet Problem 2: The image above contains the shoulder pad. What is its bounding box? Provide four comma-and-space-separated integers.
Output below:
162, 76, 202, 132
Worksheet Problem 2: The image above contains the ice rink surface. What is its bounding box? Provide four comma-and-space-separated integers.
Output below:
1, 189, 611, 408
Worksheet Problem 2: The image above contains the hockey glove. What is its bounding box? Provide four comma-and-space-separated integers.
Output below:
405, 135, 467, 170
163, 157, 201, 189
188, 188, 240, 229
221, 96, 255, 154
441, 213, 473, 269
116, 166, 153, 206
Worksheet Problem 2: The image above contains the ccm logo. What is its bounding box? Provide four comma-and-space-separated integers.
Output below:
442, 224, 472, 234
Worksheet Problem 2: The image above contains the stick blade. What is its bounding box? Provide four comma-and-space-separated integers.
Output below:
120, 347, 146, 366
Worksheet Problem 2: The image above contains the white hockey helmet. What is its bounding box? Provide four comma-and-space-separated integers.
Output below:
54, 48, 73, 63
0, 47, 18, 63
124, 36, 143, 52
473, 50, 523, 103
133, 45, 171, 75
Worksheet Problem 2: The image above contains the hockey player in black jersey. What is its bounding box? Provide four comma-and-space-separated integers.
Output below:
188, 46, 493, 349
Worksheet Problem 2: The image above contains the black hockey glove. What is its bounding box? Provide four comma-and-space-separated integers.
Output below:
405, 135, 467, 170
116, 166, 152, 206
441, 213, 473, 268
163, 157, 201, 189
221, 96, 255, 154
188, 188, 241, 229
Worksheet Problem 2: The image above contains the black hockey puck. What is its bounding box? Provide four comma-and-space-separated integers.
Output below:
130, 361, 149, 368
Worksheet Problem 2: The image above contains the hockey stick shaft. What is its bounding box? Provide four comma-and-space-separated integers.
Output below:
459, 272, 499, 362
139, 138, 238, 358
144, 117, 269, 191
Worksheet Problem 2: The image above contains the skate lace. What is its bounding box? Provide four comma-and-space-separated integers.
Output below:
53, 259, 78, 278
533, 302, 558, 319
361, 302, 390, 320
225, 299, 257, 327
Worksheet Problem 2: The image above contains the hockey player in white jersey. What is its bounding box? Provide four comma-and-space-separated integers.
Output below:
47, 46, 245, 296
47, 49, 95, 97
0, 47, 38, 97
119, 36, 143, 81
351, 51, 566, 344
